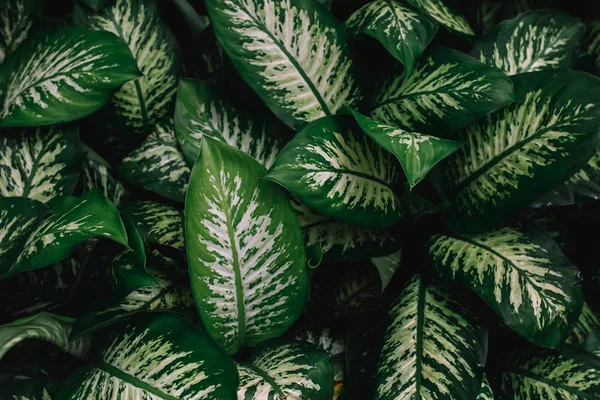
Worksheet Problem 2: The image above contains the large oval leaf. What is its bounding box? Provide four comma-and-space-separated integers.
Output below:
186, 138, 308, 354
237, 340, 333, 399
373, 274, 487, 399
265, 116, 402, 227
472, 10, 585, 76
0, 0, 36, 63
204, 0, 364, 129
439, 70, 600, 232
371, 46, 515, 137
403, 0, 475, 38
426, 224, 583, 348
0, 26, 140, 127
0, 125, 79, 203
56, 313, 238, 399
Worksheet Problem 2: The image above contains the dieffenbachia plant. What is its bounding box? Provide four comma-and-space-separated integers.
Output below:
1, 1, 600, 399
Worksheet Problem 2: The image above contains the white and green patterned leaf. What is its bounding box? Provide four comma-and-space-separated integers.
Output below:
204, 0, 364, 129
371, 46, 515, 137
186, 138, 308, 354
237, 340, 333, 400
345, 0, 437, 74
119, 119, 190, 202
587, 19, 600, 75
174, 78, 288, 169
352, 109, 464, 188
371, 249, 401, 293
0, 0, 36, 64
57, 313, 239, 399
1, 383, 55, 400
567, 302, 600, 345
265, 116, 402, 227
124, 200, 184, 250
0, 125, 79, 203
477, 374, 496, 400
403, 0, 475, 38
426, 224, 583, 348
82, 145, 125, 207
75, 0, 178, 135
439, 70, 600, 232
0, 26, 140, 127
472, 10, 585, 76
373, 274, 487, 400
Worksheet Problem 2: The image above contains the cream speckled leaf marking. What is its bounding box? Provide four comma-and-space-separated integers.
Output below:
403, 0, 475, 38
371, 46, 514, 136
426, 224, 583, 348
124, 200, 184, 250
440, 70, 600, 232
0, 0, 35, 64
174, 78, 288, 169
238, 340, 333, 400
76, 0, 178, 135
82, 145, 125, 207
58, 313, 239, 400
351, 109, 463, 188
120, 119, 190, 202
373, 275, 487, 400
265, 116, 402, 227
0, 26, 140, 127
204, 0, 364, 129
186, 138, 307, 354
0, 125, 79, 203
345, 0, 437, 74
587, 19, 600, 75
567, 302, 600, 345
477, 375, 495, 400
472, 10, 585, 76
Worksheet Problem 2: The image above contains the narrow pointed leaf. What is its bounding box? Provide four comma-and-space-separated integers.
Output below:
204, 0, 364, 129
0, 0, 36, 63
124, 200, 184, 250
567, 301, 600, 345
237, 340, 333, 400
371, 249, 401, 293
439, 70, 600, 232
81, 145, 125, 207
426, 224, 583, 348
119, 119, 190, 202
373, 274, 487, 399
352, 109, 463, 188
57, 313, 239, 399
371, 46, 515, 137
345, 0, 437, 74
0, 26, 140, 127
265, 116, 402, 227
186, 138, 308, 354
472, 10, 585, 76
403, 0, 475, 38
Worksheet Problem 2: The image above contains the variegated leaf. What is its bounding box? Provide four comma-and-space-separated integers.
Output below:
501, 346, 600, 398
0, 0, 36, 64
0, 26, 140, 127
265, 116, 402, 227
237, 340, 333, 400
426, 224, 583, 348
81, 145, 125, 207
439, 70, 600, 232
2, 383, 55, 400
587, 19, 600, 75
120, 119, 190, 202
371, 249, 401, 293
374, 274, 487, 399
186, 138, 308, 354
204, 0, 364, 129
472, 10, 585, 76
0, 125, 79, 203
478, 374, 496, 400
124, 200, 184, 250
352, 109, 463, 188
174, 78, 288, 169
403, 0, 475, 38
345, 0, 437, 74
75, 0, 178, 135
371, 46, 515, 137
567, 301, 600, 345
475, 0, 532, 35
57, 313, 239, 399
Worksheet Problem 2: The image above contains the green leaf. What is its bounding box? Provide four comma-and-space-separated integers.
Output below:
371, 249, 401, 293
75, 0, 178, 135
186, 138, 308, 354
345, 0, 437, 74
371, 46, 515, 137
265, 115, 402, 227
0, 0, 37, 63
373, 274, 487, 399
57, 313, 239, 399
567, 301, 600, 345
0, 26, 140, 127
1, 381, 56, 400
124, 200, 184, 250
81, 144, 125, 207
174, 78, 288, 168
438, 70, 600, 232
204, 0, 364, 129
472, 10, 585, 76
0, 125, 79, 203
403, 0, 475, 38
78, 0, 108, 11
237, 340, 333, 400
587, 19, 600, 75
119, 119, 191, 202
351, 109, 463, 188
477, 374, 496, 400
426, 224, 583, 348
0, 189, 128, 279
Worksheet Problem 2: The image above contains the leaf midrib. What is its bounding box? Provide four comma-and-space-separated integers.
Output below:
301, 168, 395, 192
505, 368, 596, 398
415, 278, 425, 398
245, 363, 286, 397
21, 134, 53, 197
371, 87, 479, 111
